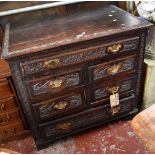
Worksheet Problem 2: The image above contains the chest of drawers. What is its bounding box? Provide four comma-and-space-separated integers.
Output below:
2, 5, 152, 149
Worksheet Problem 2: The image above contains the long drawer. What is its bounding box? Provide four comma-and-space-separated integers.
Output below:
20, 37, 139, 77
39, 94, 135, 139
33, 89, 86, 123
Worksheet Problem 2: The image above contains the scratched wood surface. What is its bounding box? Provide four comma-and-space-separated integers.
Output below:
2, 5, 151, 59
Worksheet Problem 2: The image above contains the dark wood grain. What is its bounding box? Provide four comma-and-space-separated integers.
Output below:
2, 5, 153, 149
2, 5, 152, 59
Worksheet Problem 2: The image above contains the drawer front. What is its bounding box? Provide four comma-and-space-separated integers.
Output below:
0, 97, 16, 112
0, 79, 12, 99
33, 90, 86, 123
21, 37, 139, 76
91, 78, 135, 102
26, 69, 83, 101
40, 95, 135, 138
0, 109, 20, 126
0, 121, 24, 138
89, 55, 136, 82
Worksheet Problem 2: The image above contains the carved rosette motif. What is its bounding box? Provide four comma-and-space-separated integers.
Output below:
93, 58, 135, 80
38, 94, 82, 118
94, 80, 132, 99
32, 73, 80, 95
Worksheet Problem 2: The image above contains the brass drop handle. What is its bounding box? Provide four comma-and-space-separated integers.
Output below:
53, 101, 69, 110
1, 104, 6, 111
57, 122, 72, 130
43, 59, 60, 69
49, 79, 64, 89
107, 44, 122, 53
48, 77, 66, 93
107, 86, 119, 94
107, 63, 122, 75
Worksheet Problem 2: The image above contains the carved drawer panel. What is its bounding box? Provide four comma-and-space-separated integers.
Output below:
0, 79, 12, 100
26, 68, 83, 101
33, 90, 86, 123
20, 37, 139, 77
40, 94, 135, 139
3, 4, 151, 149
0, 96, 16, 112
89, 55, 136, 82
0, 108, 20, 126
91, 78, 135, 103
0, 121, 24, 139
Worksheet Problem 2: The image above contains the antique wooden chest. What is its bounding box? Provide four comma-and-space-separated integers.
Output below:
2, 5, 152, 149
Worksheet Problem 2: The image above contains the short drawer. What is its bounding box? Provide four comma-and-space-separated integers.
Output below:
33, 89, 86, 123
91, 77, 135, 103
20, 37, 139, 77
89, 55, 136, 82
26, 68, 83, 101
0, 79, 12, 99
0, 121, 24, 139
0, 96, 16, 112
0, 108, 20, 126
39, 94, 135, 139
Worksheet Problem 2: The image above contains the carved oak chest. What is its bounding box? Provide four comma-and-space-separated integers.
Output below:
2, 5, 152, 149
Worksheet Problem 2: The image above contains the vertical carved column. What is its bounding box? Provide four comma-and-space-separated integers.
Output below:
145, 26, 155, 60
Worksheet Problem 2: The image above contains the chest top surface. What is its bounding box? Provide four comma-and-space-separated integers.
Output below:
2, 5, 152, 59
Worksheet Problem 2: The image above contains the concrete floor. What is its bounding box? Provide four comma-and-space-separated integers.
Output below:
1, 120, 149, 154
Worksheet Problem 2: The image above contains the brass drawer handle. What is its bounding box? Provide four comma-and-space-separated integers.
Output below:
107, 63, 122, 75
53, 101, 69, 110
49, 79, 64, 89
107, 44, 122, 53
48, 78, 66, 93
0, 104, 7, 111
111, 105, 120, 115
57, 122, 72, 130
43, 59, 60, 69
107, 86, 119, 94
